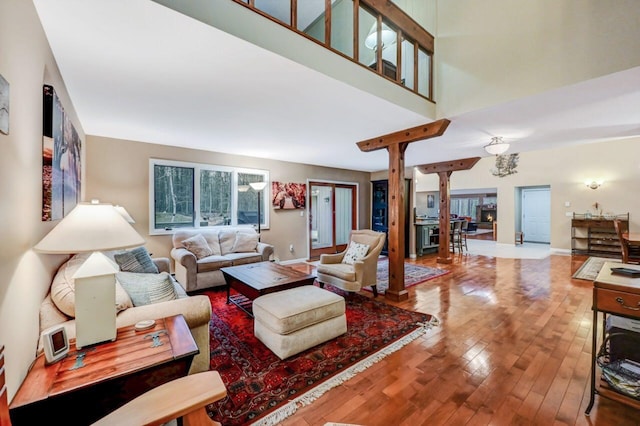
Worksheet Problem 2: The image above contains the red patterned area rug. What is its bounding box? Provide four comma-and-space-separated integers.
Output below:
365, 258, 450, 294
203, 285, 438, 425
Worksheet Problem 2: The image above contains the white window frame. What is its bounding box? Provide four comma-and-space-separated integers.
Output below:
149, 158, 269, 235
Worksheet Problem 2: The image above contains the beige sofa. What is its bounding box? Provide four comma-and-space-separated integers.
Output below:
171, 227, 274, 292
39, 254, 212, 374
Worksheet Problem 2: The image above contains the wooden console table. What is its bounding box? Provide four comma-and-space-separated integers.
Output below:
586, 262, 640, 415
10, 314, 198, 425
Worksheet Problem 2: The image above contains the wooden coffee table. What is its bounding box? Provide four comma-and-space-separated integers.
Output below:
221, 261, 316, 316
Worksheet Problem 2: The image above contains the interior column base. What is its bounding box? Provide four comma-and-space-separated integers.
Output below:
437, 256, 453, 264
385, 289, 409, 302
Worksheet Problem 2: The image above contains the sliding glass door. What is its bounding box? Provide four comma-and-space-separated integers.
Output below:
309, 182, 357, 260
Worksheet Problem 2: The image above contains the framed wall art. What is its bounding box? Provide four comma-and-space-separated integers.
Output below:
42, 84, 82, 221
0, 73, 9, 135
272, 182, 306, 209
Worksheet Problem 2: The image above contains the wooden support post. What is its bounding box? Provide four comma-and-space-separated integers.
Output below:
417, 157, 481, 264
357, 119, 451, 300
437, 171, 453, 264
385, 143, 409, 301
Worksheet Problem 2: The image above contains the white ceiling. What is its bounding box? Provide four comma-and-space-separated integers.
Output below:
33, 0, 640, 173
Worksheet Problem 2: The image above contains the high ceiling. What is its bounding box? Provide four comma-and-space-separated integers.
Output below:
33, 0, 640, 172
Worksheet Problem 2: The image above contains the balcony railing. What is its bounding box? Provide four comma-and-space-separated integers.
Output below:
233, 0, 434, 102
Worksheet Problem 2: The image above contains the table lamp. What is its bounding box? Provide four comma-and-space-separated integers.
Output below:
34, 201, 145, 348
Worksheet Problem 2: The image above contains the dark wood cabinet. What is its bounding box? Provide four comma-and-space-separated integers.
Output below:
371, 179, 410, 256
571, 213, 628, 257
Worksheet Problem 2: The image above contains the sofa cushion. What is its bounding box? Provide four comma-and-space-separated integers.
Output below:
181, 234, 214, 259
351, 233, 380, 250
232, 232, 258, 253
316, 262, 356, 281
225, 252, 263, 265
114, 246, 159, 273
342, 241, 370, 264
218, 229, 238, 255
50, 253, 134, 318
196, 255, 233, 273
116, 271, 178, 307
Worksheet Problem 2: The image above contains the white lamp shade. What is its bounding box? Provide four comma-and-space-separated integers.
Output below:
34, 202, 145, 253
365, 22, 396, 50
249, 181, 267, 191
114, 205, 135, 223
484, 137, 510, 155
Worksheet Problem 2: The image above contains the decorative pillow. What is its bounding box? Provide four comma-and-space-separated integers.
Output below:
114, 246, 159, 273
232, 232, 259, 253
342, 241, 370, 265
50, 253, 133, 318
116, 271, 178, 307
181, 233, 214, 259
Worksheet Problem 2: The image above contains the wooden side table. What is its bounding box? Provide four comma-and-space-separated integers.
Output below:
10, 314, 198, 425
586, 262, 640, 415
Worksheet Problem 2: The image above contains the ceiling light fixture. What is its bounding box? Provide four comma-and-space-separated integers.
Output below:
585, 180, 602, 190
364, 22, 396, 50
484, 137, 510, 155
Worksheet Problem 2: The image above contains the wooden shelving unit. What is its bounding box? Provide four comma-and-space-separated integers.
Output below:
571, 213, 629, 258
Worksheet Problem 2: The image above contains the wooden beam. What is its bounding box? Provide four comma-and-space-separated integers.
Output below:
417, 157, 481, 174
415, 157, 481, 264
357, 119, 450, 153
357, 119, 450, 301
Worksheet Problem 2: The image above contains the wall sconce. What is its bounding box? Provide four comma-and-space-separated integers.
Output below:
585, 180, 603, 190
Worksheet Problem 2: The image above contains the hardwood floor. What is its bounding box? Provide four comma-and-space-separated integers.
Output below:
283, 253, 639, 426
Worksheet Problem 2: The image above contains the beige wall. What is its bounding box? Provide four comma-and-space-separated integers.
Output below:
436, 0, 640, 118
415, 138, 640, 250
85, 136, 371, 264
0, 0, 85, 401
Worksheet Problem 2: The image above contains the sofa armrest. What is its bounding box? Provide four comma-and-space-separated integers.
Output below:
320, 252, 345, 264
152, 257, 171, 274
171, 247, 196, 269
257, 242, 274, 261
115, 295, 212, 330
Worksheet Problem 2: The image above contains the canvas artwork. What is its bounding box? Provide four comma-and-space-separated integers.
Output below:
272, 182, 306, 209
0, 73, 9, 135
427, 194, 435, 208
42, 85, 82, 221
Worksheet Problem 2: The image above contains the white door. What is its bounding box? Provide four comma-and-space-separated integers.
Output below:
522, 187, 551, 243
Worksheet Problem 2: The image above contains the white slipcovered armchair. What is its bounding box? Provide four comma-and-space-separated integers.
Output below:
316, 229, 386, 297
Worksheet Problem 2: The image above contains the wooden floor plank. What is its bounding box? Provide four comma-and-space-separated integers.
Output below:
282, 253, 639, 425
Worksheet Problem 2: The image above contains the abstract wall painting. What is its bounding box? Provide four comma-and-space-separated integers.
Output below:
272, 182, 306, 209
0, 73, 9, 135
42, 85, 81, 221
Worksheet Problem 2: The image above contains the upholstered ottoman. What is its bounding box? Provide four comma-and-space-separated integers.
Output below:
253, 285, 346, 359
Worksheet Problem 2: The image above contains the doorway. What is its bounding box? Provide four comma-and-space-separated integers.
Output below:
308, 181, 358, 260
521, 187, 551, 243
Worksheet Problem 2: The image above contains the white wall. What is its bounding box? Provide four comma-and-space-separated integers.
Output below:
0, 0, 85, 401
435, 0, 640, 118
416, 138, 640, 249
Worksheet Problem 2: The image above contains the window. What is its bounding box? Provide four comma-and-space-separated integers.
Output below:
149, 159, 269, 235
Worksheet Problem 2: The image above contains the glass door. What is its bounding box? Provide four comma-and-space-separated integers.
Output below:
309, 182, 357, 260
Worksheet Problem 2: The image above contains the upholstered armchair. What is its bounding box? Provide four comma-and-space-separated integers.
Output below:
316, 229, 386, 297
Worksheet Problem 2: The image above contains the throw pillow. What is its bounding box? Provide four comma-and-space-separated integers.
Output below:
342, 241, 370, 265
232, 232, 259, 253
114, 246, 159, 274
116, 271, 178, 307
50, 253, 133, 317
182, 233, 214, 259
